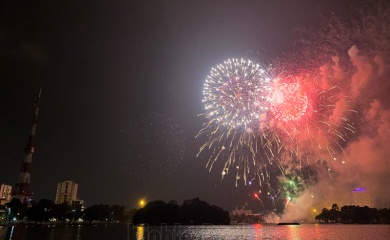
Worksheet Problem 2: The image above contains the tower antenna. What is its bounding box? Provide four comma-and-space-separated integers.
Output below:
12, 88, 42, 205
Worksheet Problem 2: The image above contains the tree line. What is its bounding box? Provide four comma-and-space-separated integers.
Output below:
1, 197, 231, 225
315, 204, 390, 224
1, 198, 136, 223
132, 198, 230, 225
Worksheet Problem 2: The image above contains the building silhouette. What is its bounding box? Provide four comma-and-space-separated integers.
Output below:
12, 88, 41, 205
230, 205, 263, 224
232, 205, 253, 215
55, 180, 78, 204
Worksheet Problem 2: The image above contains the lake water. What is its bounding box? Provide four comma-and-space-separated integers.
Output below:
1, 224, 389, 240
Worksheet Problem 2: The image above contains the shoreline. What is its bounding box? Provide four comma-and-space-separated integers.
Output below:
0, 222, 121, 227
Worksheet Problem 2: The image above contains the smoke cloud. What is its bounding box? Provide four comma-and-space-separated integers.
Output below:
279, 2, 390, 222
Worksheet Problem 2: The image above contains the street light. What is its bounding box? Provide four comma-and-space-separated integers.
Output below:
139, 200, 145, 208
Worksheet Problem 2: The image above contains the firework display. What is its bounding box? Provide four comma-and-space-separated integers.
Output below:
269, 80, 308, 123
198, 58, 278, 187
197, 56, 356, 211
269, 81, 355, 169
202, 58, 272, 128
196, 2, 390, 214
278, 165, 318, 204
117, 112, 185, 182
199, 60, 354, 178
196, 119, 270, 187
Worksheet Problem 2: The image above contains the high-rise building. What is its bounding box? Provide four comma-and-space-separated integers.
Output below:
55, 180, 78, 204
0, 184, 12, 205
12, 88, 42, 205
352, 187, 375, 208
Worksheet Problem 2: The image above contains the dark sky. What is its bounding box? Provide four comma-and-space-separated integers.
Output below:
0, 0, 369, 211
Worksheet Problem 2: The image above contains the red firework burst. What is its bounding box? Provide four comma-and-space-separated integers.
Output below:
270, 80, 309, 123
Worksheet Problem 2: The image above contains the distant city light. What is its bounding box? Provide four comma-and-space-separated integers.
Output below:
353, 187, 367, 192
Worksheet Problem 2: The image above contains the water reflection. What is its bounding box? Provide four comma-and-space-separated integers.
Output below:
253, 224, 262, 239
135, 224, 180, 240
1, 224, 389, 240
76, 225, 81, 240
0, 226, 14, 240
136, 226, 144, 240
286, 225, 299, 240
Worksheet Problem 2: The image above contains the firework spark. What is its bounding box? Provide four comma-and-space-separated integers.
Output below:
270, 80, 308, 123
202, 58, 272, 128
117, 112, 186, 182
254, 192, 265, 208
197, 58, 279, 187
198, 58, 355, 199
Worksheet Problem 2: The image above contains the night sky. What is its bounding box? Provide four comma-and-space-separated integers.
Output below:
1, 0, 387, 214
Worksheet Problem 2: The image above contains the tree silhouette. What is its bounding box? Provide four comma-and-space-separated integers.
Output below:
316, 204, 390, 224
132, 198, 230, 225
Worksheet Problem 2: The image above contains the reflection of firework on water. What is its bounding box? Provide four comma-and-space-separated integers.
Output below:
202, 58, 272, 128
117, 112, 185, 182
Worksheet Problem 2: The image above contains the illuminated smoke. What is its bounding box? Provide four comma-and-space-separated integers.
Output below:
278, 2, 390, 221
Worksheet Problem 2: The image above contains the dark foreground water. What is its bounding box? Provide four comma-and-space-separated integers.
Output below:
1, 224, 390, 240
